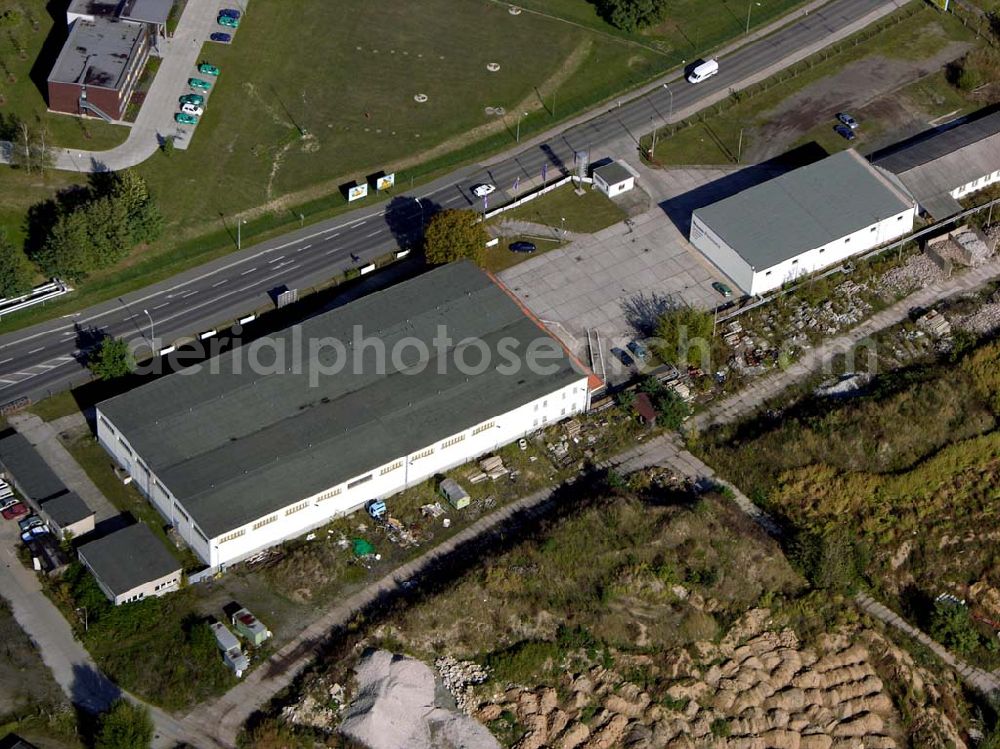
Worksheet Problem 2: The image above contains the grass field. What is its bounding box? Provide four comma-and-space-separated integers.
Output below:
498, 182, 627, 233
651, 4, 978, 165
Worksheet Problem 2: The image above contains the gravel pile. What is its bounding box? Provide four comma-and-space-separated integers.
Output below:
877, 254, 943, 296
953, 303, 1000, 335
436, 656, 490, 713
340, 650, 500, 749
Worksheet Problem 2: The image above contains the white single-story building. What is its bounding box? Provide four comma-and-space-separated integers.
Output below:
593, 161, 635, 198
689, 150, 916, 296
95, 262, 598, 570
77, 523, 182, 605
873, 109, 1000, 219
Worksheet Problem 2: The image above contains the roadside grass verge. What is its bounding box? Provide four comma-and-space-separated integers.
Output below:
495, 183, 627, 234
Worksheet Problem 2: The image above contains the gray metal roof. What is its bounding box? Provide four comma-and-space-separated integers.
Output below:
67, 0, 122, 18
48, 18, 145, 89
98, 262, 586, 538
0, 432, 65, 502
872, 110, 1000, 219
42, 491, 93, 527
594, 161, 633, 185
120, 0, 172, 25
78, 524, 179, 597
692, 150, 913, 270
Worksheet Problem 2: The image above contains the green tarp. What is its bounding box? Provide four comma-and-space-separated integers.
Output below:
352, 538, 375, 556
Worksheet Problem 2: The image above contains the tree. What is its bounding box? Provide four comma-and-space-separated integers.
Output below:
0, 231, 35, 297
423, 209, 488, 266
110, 170, 163, 245
930, 600, 984, 657
94, 699, 153, 749
590, 0, 669, 31
637, 376, 691, 430
37, 209, 93, 281
652, 307, 716, 369
790, 527, 867, 594
88, 337, 134, 381
10, 118, 54, 173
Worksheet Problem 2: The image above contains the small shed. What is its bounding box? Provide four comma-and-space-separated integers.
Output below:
593, 161, 636, 198
439, 478, 470, 509
231, 607, 272, 647
39, 491, 95, 541
634, 392, 657, 428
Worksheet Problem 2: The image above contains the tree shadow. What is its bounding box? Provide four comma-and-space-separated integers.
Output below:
70, 661, 121, 714
620, 291, 681, 336
22, 183, 90, 259
383, 195, 441, 251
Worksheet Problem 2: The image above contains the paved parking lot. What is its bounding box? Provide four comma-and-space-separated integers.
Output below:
499, 164, 748, 383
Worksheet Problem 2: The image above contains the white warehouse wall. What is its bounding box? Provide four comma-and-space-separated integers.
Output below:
749, 206, 915, 295
951, 169, 1000, 201
98, 376, 591, 569
689, 214, 754, 294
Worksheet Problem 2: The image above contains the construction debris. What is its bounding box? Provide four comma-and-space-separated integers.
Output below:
916, 309, 952, 337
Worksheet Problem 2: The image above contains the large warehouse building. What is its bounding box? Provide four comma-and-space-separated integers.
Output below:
689, 150, 916, 296
872, 109, 1000, 219
96, 263, 595, 570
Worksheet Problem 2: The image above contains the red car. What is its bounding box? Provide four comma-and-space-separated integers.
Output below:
2, 502, 27, 520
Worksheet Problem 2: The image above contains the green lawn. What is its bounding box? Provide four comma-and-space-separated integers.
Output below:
651, 4, 976, 165
497, 182, 627, 233
484, 233, 564, 273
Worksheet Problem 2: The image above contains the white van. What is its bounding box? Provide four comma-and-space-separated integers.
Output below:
687, 59, 719, 84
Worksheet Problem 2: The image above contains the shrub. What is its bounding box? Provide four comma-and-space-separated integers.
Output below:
94, 699, 153, 749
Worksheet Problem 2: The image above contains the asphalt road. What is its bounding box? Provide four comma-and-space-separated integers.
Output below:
0, 0, 892, 405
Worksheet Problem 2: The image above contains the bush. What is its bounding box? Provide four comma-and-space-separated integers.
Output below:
929, 600, 986, 657
652, 307, 716, 369
88, 337, 134, 381
485, 640, 560, 684
790, 527, 867, 594
94, 699, 153, 749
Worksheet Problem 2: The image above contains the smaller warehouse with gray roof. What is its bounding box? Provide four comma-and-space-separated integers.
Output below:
689, 150, 916, 296
78, 523, 181, 605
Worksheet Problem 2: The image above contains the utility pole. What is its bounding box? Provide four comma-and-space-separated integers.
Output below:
516, 111, 527, 142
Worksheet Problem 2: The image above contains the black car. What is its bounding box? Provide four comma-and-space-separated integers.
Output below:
210, 32, 232, 43
833, 124, 856, 141
610, 347, 635, 368
509, 241, 536, 254
219, 8, 241, 18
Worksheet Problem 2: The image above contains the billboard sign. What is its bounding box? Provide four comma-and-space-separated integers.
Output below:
348, 183, 369, 202
376, 173, 396, 191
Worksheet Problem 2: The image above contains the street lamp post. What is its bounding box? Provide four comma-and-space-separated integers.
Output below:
143, 308, 155, 351
663, 83, 673, 123
516, 111, 528, 143
415, 197, 425, 230
237, 218, 247, 250
746, 1, 761, 34
560, 216, 566, 238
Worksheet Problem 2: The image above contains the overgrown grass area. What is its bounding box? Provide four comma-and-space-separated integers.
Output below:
651, 3, 977, 165
496, 183, 627, 234
25, 389, 80, 422
696, 336, 1000, 666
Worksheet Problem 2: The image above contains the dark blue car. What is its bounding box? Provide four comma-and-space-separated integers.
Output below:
833, 124, 856, 141
210, 32, 232, 43
219, 8, 241, 18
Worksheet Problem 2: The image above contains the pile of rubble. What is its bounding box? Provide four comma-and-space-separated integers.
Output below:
469, 456, 509, 484
436, 656, 490, 713
878, 253, 944, 296
953, 290, 1000, 335
281, 681, 345, 731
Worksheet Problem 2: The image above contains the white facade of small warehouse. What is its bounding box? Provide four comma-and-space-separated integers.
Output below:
690, 150, 916, 296
95, 263, 596, 571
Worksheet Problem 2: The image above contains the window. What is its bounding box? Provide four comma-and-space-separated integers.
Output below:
117, 437, 133, 457
792, 259, 799, 265
380, 460, 403, 475
472, 421, 495, 435
100, 417, 114, 435
285, 500, 309, 516
194, 527, 209, 542
317, 487, 342, 502
252, 515, 278, 531
411, 447, 434, 462
844, 237, 851, 243
219, 529, 246, 544
441, 434, 466, 449
348, 474, 372, 489
819, 248, 825, 253
765, 271, 772, 276
173, 503, 189, 523
870, 226, 877, 232
897, 215, 903, 221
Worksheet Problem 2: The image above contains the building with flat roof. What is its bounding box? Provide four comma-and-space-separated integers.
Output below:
593, 161, 636, 198
47, 17, 150, 121
77, 523, 181, 605
96, 262, 595, 569
120, 0, 174, 38
872, 109, 1000, 219
66, 0, 121, 26
689, 150, 916, 296
0, 432, 95, 540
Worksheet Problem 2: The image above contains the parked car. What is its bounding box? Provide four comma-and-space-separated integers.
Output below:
836, 112, 859, 130
508, 241, 536, 253
180, 93, 205, 106
611, 347, 635, 368
471, 183, 495, 198
2, 502, 26, 520
0, 496, 18, 511
218, 8, 241, 19
188, 78, 212, 90
181, 103, 204, 116
18, 515, 43, 533
210, 32, 232, 43
712, 281, 733, 298
175, 112, 199, 125
20, 525, 48, 543
217, 14, 239, 28
833, 124, 856, 141
626, 340, 649, 362
198, 63, 221, 76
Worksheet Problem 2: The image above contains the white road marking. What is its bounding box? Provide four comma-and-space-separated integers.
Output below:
365, 230, 381, 238
240, 267, 257, 276
181, 290, 198, 298
212, 279, 228, 287
28, 347, 44, 354
152, 302, 170, 310
0, 358, 11, 365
